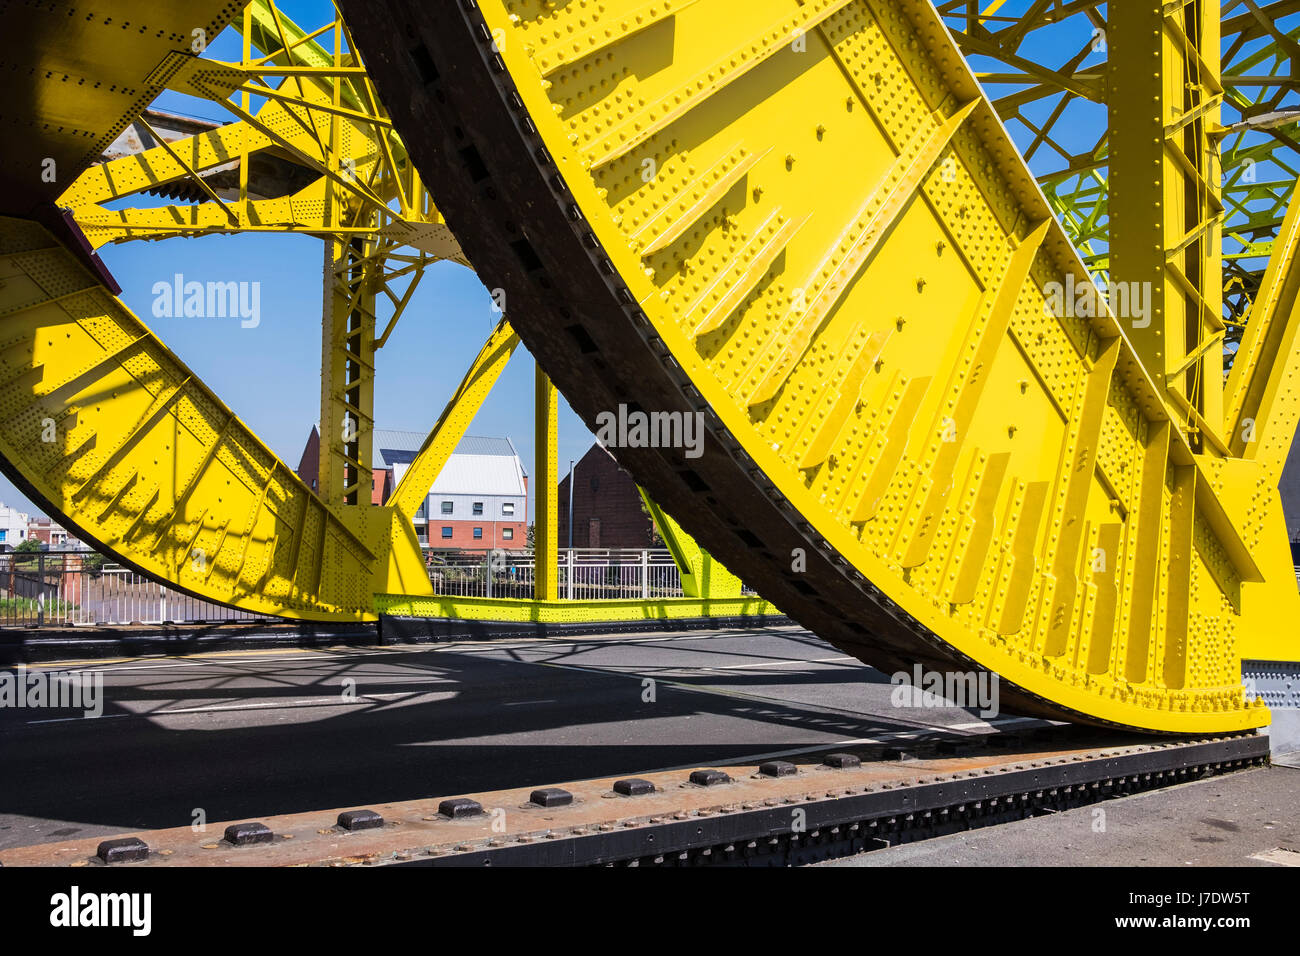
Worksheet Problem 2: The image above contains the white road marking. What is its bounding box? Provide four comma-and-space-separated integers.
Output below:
949, 717, 1042, 731
20, 691, 433, 723
23, 714, 132, 725
16, 655, 334, 674
11, 628, 811, 672
97, 657, 311, 672
705, 655, 856, 670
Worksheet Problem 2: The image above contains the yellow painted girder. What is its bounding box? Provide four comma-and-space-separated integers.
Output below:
1225, 180, 1300, 478
377, 593, 780, 622
319, 236, 378, 505
58, 82, 463, 262
0, 0, 238, 217
3, 1, 763, 634
0, 215, 430, 620
335, 0, 1300, 731
3, 0, 1298, 733
1108, 1, 1224, 437
390, 317, 521, 519
534, 368, 560, 602
57, 3, 461, 513
639, 489, 742, 600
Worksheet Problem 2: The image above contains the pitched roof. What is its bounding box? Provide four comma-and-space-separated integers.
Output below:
368, 431, 528, 497
429, 450, 527, 497
371, 431, 524, 471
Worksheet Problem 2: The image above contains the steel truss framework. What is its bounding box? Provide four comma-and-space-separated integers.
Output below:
337, 0, 1300, 732
4, 0, 757, 624
937, 1, 1300, 348
0, 0, 1298, 733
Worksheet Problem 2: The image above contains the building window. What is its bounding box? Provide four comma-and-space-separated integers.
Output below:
472, 501, 483, 516
441, 501, 453, 514
0, 530, 6, 542
440, 527, 453, 539
473, 527, 483, 539
502, 528, 513, 541
502, 502, 515, 516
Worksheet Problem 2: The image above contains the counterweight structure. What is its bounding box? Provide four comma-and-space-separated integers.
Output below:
0, 0, 1298, 733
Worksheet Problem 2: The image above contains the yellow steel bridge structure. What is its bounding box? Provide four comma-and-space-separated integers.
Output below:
1, 0, 1300, 734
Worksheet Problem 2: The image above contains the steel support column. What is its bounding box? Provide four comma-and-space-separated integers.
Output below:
319, 235, 377, 504
534, 365, 559, 601
1108, 0, 1225, 446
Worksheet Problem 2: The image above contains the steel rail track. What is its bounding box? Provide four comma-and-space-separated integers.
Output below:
417, 735, 1268, 868
0, 729, 1267, 868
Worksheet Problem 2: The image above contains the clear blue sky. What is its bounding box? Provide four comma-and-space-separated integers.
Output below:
0, 233, 599, 520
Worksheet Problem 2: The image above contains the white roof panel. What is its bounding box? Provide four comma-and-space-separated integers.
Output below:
428, 452, 527, 497
369, 430, 526, 477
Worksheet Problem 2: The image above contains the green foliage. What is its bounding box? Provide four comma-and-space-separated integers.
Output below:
12, 537, 43, 569
0, 597, 77, 612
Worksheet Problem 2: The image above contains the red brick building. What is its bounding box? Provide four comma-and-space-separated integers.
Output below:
412, 433, 528, 549
295, 427, 527, 549
294, 425, 390, 505
27, 517, 71, 547
558, 443, 657, 549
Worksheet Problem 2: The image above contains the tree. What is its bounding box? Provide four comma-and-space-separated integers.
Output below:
13, 537, 43, 570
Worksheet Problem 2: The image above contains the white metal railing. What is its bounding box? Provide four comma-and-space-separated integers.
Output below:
423, 547, 687, 600
425, 548, 537, 600
69, 566, 269, 625
564, 548, 682, 600
0, 552, 271, 627
0, 548, 762, 627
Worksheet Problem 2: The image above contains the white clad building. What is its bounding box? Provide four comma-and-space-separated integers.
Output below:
0, 502, 30, 548
372, 431, 528, 548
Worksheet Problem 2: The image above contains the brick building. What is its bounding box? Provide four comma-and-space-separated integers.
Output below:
558, 443, 657, 550
295, 427, 528, 549
294, 425, 390, 504
27, 517, 74, 548
388, 432, 528, 548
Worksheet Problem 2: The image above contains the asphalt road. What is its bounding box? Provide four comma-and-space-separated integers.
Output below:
0, 625, 1040, 850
